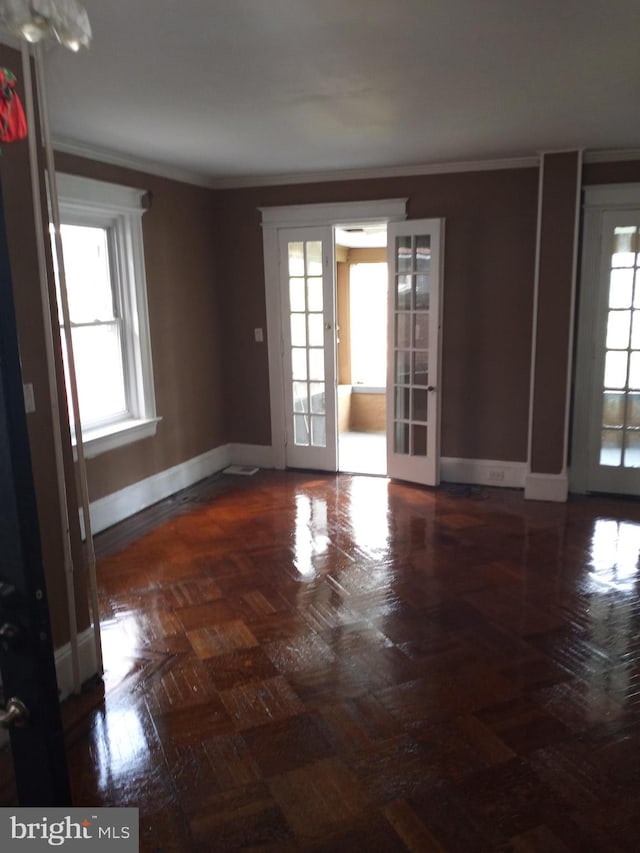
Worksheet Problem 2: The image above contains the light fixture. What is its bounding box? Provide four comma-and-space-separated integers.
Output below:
0, 0, 91, 50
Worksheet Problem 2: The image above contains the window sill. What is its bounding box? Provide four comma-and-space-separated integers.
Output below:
72, 417, 162, 460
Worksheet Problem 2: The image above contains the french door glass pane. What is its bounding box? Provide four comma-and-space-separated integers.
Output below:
601, 429, 622, 466
293, 381, 309, 412
288, 240, 327, 448
307, 278, 323, 312
309, 383, 325, 414
609, 269, 633, 308
311, 416, 326, 447
628, 392, 640, 427
395, 386, 410, 419
599, 225, 640, 468
624, 431, 640, 467
393, 233, 432, 458
292, 348, 307, 380
602, 391, 624, 427
308, 313, 324, 347
294, 414, 310, 445
288, 242, 305, 276
606, 310, 631, 349
291, 314, 306, 346
289, 278, 305, 311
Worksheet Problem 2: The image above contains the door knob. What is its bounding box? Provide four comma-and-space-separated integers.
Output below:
427, 385, 436, 392
0, 697, 29, 729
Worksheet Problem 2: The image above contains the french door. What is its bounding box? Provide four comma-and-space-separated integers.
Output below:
582, 210, 640, 494
386, 219, 444, 486
279, 227, 337, 471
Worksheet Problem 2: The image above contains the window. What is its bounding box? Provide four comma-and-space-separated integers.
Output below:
53, 173, 159, 458
349, 262, 388, 387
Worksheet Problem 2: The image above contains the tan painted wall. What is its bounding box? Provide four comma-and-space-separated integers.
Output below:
350, 393, 386, 431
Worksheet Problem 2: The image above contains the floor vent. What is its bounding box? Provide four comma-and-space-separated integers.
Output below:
223, 464, 259, 476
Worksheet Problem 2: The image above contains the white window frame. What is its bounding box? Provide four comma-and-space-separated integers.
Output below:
55, 173, 160, 458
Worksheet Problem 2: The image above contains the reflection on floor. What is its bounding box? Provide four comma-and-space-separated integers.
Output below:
5, 470, 640, 850
338, 430, 386, 476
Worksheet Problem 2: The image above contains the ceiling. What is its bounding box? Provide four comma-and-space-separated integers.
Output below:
32, 0, 640, 186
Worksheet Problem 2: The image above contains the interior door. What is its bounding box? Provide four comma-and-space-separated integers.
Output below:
280, 227, 337, 471
586, 211, 640, 494
0, 185, 71, 804
386, 219, 444, 486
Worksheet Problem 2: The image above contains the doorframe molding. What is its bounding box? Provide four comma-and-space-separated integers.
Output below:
260, 199, 408, 469
571, 183, 640, 493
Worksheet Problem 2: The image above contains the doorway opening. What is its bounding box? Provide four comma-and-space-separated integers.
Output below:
334, 223, 387, 476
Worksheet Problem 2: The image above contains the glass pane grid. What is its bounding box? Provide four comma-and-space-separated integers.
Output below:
392, 232, 432, 459
288, 240, 326, 448
600, 226, 640, 467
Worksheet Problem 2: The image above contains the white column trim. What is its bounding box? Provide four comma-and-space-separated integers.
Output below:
526, 155, 545, 478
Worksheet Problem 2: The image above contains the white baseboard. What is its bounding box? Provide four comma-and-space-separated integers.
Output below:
524, 472, 569, 502
440, 457, 526, 489
54, 626, 99, 700
228, 443, 275, 469
89, 444, 232, 533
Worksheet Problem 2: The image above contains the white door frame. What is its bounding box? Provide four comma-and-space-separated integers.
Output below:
571, 182, 640, 493
260, 199, 407, 469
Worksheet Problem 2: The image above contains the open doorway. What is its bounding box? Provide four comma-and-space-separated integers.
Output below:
334, 223, 387, 475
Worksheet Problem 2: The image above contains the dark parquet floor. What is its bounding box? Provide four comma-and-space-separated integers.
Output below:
10, 470, 640, 850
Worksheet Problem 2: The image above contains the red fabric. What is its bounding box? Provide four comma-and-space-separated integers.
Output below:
0, 68, 28, 144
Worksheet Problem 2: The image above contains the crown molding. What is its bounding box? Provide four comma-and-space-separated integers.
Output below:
52, 137, 219, 189
210, 155, 540, 189
49, 138, 640, 194
583, 148, 640, 164
52, 137, 540, 191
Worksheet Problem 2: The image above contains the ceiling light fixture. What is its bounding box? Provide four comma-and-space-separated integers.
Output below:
0, 0, 91, 50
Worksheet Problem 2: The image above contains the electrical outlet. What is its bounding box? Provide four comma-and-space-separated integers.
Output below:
488, 468, 504, 482
254, 327, 264, 342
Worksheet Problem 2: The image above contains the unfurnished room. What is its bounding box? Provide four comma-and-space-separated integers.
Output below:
0, 1, 640, 850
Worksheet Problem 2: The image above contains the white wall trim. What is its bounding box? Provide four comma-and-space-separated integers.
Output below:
259, 198, 408, 227
583, 149, 640, 164
53, 137, 540, 192
54, 626, 99, 701
440, 457, 526, 489
560, 149, 584, 484
54, 136, 218, 190
89, 444, 231, 533
216, 155, 539, 189
526, 154, 545, 477
228, 443, 275, 469
50, 136, 640, 195
524, 473, 568, 502
582, 183, 640, 208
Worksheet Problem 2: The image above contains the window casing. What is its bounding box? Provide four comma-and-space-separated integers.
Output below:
54, 173, 159, 458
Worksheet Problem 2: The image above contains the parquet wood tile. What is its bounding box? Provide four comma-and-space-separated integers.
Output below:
5, 469, 640, 849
